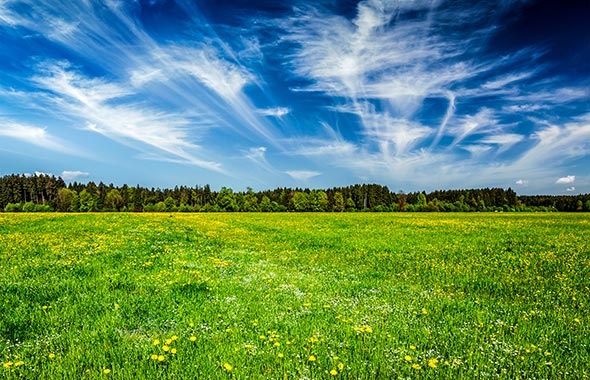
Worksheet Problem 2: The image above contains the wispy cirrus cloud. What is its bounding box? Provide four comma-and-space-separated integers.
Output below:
0, 118, 79, 155
32, 61, 223, 171
257, 107, 290, 118
286, 170, 321, 181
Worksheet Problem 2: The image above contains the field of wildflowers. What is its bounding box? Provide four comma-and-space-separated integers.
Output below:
0, 213, 588, 379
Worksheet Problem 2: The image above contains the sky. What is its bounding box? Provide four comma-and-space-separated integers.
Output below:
0, 0, 588, 194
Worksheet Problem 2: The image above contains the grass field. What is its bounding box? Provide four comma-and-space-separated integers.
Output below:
0, 213, 589, 379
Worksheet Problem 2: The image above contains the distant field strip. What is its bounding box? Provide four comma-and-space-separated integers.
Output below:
0, 213, 589, 379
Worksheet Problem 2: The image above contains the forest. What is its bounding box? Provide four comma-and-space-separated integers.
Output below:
1, 173, 589, 213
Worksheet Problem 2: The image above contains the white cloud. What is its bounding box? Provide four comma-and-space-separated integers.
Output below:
257, 107, 290, 118
556, 175, 575, 184
0, 119, 78, 154
448, 108, 499, 147
0, 0, 18, 26
481, 72, 534, 90
515, 179, 528, 185
164, 46, 253, 101
286, 170, 321, 181
244, 146, 275, 172
480, 133, 524, 152
566, 186, 576, 192
502, 104, 548, 113
60, 170, 89, 181
32, 62, 223, 172
461, 144, 493, 157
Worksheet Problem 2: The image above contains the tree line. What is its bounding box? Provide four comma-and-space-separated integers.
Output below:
1, 173, 589, 213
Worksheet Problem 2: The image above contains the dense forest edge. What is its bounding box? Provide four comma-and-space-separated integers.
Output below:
1, 173, 589, 213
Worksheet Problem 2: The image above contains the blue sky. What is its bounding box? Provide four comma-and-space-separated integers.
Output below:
0, 0, 588, 194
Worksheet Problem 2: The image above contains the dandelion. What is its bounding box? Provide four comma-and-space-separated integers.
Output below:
150, 354, 158, 360
404, 355, 412, 362
223, 363, 233, 371
338, 363, 344, 371
171, 348, 177, 354
48, 353, 56, 359
410, 345, 417, 350
309, 355, 317, 362
274, 342, 280, 347
189, 322, 194, 327
162, 345, 170, 352
278, 353, 284, 358
153, 339, 160, 346
103, 369, 111, 374
428, 358, 439, 368
330, 369, 338, 375
574, 318, 580, 323
412, 363, 421, 370
3, 362, 12, 368
165, 339, 172, 345
189, 336, 196, 342
157, 355, 165, 362
421, 308, 428, 315
171, 335, 178, 341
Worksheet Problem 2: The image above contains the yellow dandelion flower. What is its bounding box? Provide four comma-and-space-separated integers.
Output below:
150, 354, 158, 360
162, 345, 170, 352
428, 358, 439, 368
3, 362, 13, 368
309, 355, 316, 362
338, 363, 344, 371
48, 353, 56, 359
171, 348, 177, 354
189, 322, 194, 327
574, 318, 580, 323
421, 308, 428, 315
404, 355, 412, 362
274, 342, 281, 347
259, 335, 266, 340
189, 336, 197, 342
153, 339, 160, 346
14, 361, 24, 367
171, 335, 178, 341
330, 369, 338, 375
410, 345, 417, 350
165, 339, 172, 345
223, 363, 233, 371
412, 363, 421, 370
103, 369, 111, 374
278, 353, 284, 358
157, 355, 165, 362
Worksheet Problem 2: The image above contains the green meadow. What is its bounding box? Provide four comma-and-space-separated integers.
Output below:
0, 213, 588, 379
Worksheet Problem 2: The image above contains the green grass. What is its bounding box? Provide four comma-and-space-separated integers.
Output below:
0, 213, 589, 379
